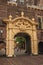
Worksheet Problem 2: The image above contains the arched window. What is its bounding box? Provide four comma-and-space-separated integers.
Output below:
38, 42, 43, 54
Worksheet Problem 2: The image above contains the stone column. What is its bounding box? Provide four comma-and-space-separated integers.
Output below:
6, 22, 14, 57
6, 24, 9, 56
31, 38, 34, 54
32, 25, 38, 55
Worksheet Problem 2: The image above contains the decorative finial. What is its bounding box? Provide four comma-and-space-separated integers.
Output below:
32, 18, 35, 21
9, 14, 12, 21
21, 11, 24, 17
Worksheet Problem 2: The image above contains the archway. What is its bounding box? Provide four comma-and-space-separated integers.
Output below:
3, 15, 38, 57
14, 32, 31, 55
38, 42, 43, 54
0, 20, 6, 56
0, 41, 6, 56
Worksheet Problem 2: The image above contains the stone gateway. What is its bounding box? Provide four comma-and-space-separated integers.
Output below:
3, 14, 38, 57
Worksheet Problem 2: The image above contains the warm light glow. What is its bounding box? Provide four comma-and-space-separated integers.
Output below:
0, 30, 3, 33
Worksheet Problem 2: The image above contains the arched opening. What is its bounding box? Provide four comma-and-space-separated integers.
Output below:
14, 32, 31, 55
0, 41, 6, 56
38, 42, 43, 54
0, 20, 6, 56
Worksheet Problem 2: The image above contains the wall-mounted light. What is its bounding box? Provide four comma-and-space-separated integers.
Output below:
0, 30, 3, 34
0, 29, 3, 38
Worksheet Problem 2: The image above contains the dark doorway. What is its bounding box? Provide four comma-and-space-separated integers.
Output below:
0, 40, 6, 56
38, 42, 43, 54
14, 32, 31, 55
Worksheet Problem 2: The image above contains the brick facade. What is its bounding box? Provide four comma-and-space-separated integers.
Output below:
0, 0, 43, 56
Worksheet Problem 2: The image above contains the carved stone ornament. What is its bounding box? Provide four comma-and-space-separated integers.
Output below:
21, 11, 24, 17
19, 23, 26, 31
14, 19, 31, 31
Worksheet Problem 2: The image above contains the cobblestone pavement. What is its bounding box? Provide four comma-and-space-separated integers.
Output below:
0, 55, 43, 65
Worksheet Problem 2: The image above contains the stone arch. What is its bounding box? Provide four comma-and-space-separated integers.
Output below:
14, 32, 31, 54
3, 16, 38, 57
12, 17, 36, 25
38, 41, 43, 54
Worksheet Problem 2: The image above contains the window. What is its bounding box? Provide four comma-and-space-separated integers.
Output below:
37, 16, 43, 29
42, 17, 43, 29
26, 0, 34, 5
10, 0, 17, 2
34, 0, 40, 6
20, 0, 24, 5
20, 0, 24, 2
26, 0, 40, 6
34, 0, 37, 5
0, 20, 6, 26
38, 17, 42, 29
41, 32, 43, 36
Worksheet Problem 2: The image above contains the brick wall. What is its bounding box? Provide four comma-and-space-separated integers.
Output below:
0, 0, 43, 42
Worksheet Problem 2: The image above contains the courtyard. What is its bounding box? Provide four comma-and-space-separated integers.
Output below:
0, 55, 43, 65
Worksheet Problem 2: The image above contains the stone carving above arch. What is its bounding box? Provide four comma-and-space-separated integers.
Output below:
12, 17, 38, 31
12, 17, 33, 31
3, 16, 38, 31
